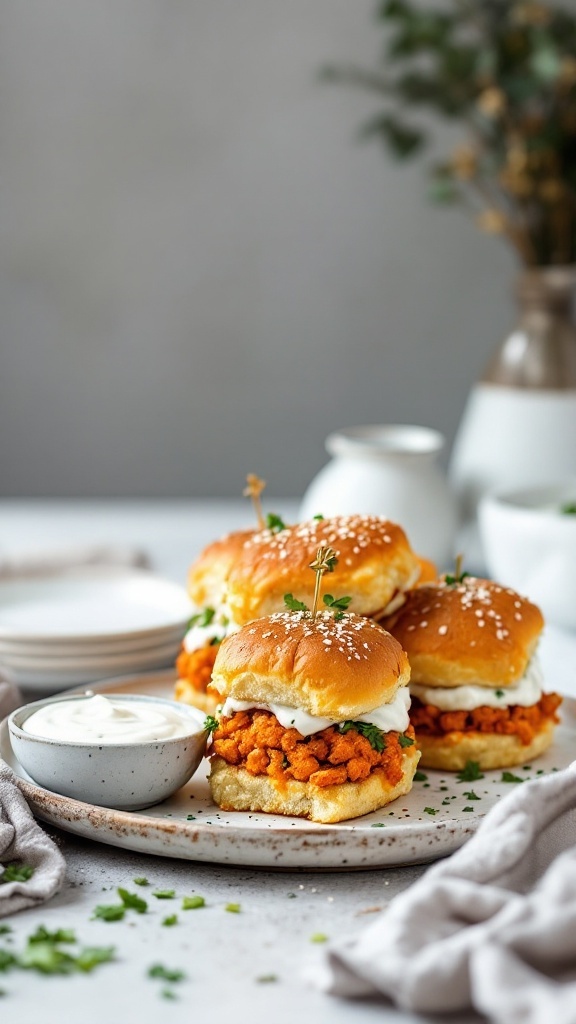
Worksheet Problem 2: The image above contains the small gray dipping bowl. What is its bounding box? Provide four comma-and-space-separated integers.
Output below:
8, 693, 207, 811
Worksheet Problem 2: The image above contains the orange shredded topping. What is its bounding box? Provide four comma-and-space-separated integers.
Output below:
211, 709, 414, 788
175, 643, 222, 700
410, 692, 562, 746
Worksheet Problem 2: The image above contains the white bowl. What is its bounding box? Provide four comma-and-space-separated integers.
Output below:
8, 694, 207, 810
478, 482, 576, 629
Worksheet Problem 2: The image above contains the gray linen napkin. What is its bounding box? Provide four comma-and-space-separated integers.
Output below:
314, 762, 576, 1024
0, 764, 66, 917
0, 674, 22, 720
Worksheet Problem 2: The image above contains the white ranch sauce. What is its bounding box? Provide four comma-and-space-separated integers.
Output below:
22, 694, 197, 744
410, 657, 544, 712
220, 685, 411, 737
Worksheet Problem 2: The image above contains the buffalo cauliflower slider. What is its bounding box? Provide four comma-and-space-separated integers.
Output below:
384, 576, 562, 771
208, 609, 420, 824
176, 513, 420, 715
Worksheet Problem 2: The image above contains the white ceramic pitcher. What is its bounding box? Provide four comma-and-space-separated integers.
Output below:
299, 425, 458, 569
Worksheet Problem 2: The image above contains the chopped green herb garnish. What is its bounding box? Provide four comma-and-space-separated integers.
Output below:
283, 593, 308, 612
0, 863, 35, 884
256, 974, 278, 983
561, 502, 576, 515
414, 770, 428, 782
495, 689, 505, 698
266, 512, 286, 533
423, 807, 438, 815
148, 964, 186, 983
186, 814, 196, 820
339, 721, 385, 753
153, 890, 175, 900
0, 950, 17, 972
398, 734, 415, 748
444, 572, 469, 586
0, 927, 11, 937
92, 904, 125, 922
462, 790, 481, 800
501, 771, 524, 783
204, 715, 219, 734
74, 947, 116, 973
187, 607, 215, 629
225, 903, 241, 913
310, 933, 328, 943
118, 888, 147, 913
162, 915, 178, 927
323, 594, 352, 612
182, 895, 205, 910
370, 823, 386, 828
462, 807, 474, 812
312, 514, 324, 521
133, 877, 149, 887
161, 988, 178, 1000
209, 635, 223, 646
456, 761, 485, 783
29, 927, 75, 945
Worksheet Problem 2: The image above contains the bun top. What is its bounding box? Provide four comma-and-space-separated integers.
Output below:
212, 610, 410, 719
187, 528, 256, 608
383, 576, 544, 688
224, 515, 420, 626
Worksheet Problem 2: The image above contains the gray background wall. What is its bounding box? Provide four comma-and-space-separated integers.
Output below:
0, 0, 517, 499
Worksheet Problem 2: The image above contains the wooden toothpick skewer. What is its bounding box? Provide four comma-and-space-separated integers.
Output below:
243, 473, 266, 530
309, 546, 337, 619
454, 553, 464, 580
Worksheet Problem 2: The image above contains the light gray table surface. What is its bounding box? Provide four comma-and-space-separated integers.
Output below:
0, 500, 574, 1024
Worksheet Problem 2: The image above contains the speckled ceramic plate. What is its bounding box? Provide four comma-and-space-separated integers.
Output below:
2, 672, 575, 870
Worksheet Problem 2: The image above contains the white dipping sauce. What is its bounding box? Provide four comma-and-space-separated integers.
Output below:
22, 694, 197, 744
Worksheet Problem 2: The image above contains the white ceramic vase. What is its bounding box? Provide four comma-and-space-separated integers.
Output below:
299, 425, 458, 568
449, 267, 576, 568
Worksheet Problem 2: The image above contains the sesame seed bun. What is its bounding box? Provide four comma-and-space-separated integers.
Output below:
225, 515, 420, 626
384, 577, 544, 689
415, 719, 555, 772
209, 748, 420, 824
187, 528, 255, 608
211, 610, 410, 719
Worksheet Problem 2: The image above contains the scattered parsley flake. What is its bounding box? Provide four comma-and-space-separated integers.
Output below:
118, 888, 147, 913
182, 895, 205, 910
161, 988, 178, 1000
414, 771, 428, 782
133, 877, 149, 887
423, 807, 438, 815
398, 734, 415, 748
370, 823, 386, 828
462, 807, 474, 812
153, 890, 175, 900
187, 607, 215, 629
148, 964, 186, 983
225, 903, 241, 914
92, 904, 125, 922
0, 927, 11, 937
462, 790, 481, 801
310, 933, 328, 943
456, 761, 485, 783
495, 690, 505, 698
0, 863, 34, 884
561, 502, 576, 515
323, 594, 352, 611
501, 771, 523, 783
312, 514, 324, 520
204, 715, 219, 734
162, 915, 178, 927
186, 814, 196, 821
256, 974, 278, 983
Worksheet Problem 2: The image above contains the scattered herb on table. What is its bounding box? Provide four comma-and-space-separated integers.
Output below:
462, 807, 474, 812
256, 974, 278, 983
118, 888, 147, 913
370, 823, 386, 828
92, 904, 125, 923
462, 790, 481, 801
0, 863, 35, 884
414, 771, 428, 782
133, 877, 149, 887
148, 964, 186, 983
153, 890, 175, 900
501, 771, 524, 784
423, 807, 438, 816
162, 915, 178, 927
225, 903, 241, 913
182, 895, 205, 910
310, 933, 328, 943
561, 502, 576, 515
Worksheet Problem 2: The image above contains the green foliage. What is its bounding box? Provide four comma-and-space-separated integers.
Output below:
323, 0, 576, 265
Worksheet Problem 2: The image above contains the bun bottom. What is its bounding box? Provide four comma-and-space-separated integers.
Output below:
416, 718, 556, 771
174, 679, 219, 716
209, 748, 421, 824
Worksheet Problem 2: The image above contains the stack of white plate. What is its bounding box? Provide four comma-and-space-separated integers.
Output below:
0, 568, 192, 691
